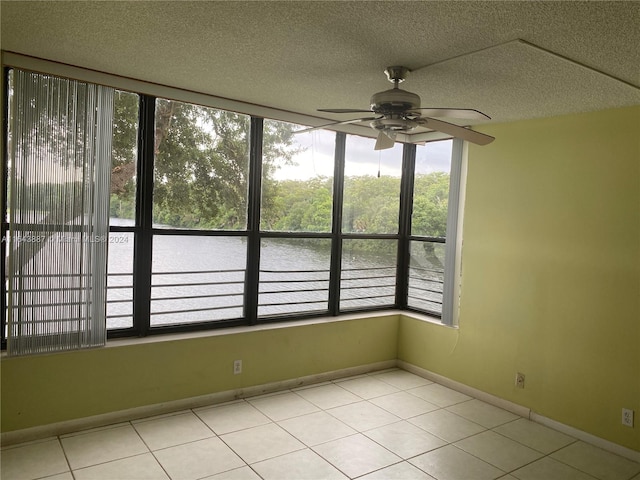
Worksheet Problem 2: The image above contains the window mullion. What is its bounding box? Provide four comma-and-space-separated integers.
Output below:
328, 132, 346, 316
244, 117, 263, 325
396, 143, 416, 308
132, 95, 155, 337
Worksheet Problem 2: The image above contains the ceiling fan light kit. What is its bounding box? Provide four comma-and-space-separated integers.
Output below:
300, 65, 495, 150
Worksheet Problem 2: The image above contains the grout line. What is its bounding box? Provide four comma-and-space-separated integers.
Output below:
56, 436, 75, 480
148, 449, 173, 480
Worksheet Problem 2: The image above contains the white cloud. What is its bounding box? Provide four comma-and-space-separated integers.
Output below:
272, 127, 452, 181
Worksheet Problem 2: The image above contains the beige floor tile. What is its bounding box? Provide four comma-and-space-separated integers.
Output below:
446, 399, 519, 428
493, 418, 576, 454
73, 453, 169, 480
550, 441, 640, 480
364, 420, 446, 459
510, 456, 598, 480
454, 430, 544, 471
251, 448, 347, 479
153, 437, 245, 480
409, 445, 504, 480
327, 400, 401, 431
359, 461, 437, 479
407, 383, 472, 407
335, 375, 400, 399
133, 411, 214, 450
61, 424, 148, 470
294, 383, 361, 409
221, 423, 305, 464
409, 408, 486, 442
39, 473, 75, 480
0, 438, 69, 480
371, 369, 433, 390
371, 391, 440, 419
313, 433, 401, 478
248, 391, 319, 421
195, 401, 271, 434
278, 410, 356, 446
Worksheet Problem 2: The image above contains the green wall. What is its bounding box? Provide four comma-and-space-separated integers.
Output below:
399, 106, 640, 451
1, 315, 399, 432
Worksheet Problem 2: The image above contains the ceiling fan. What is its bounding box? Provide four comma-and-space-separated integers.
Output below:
297, 66, 495, 150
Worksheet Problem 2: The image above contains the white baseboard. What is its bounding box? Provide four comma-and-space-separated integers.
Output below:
397, 360, 531, 418
1, 359, 396, 446
530, 412, 640, 464
397, 361, 640, 463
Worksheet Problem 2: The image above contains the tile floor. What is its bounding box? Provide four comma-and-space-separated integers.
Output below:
2, 369, 639, 480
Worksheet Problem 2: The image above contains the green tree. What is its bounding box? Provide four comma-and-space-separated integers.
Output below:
263, 176, 333, 232
110, 90, 138, 204
411, 172, 450, 237
148, 101, 300, 229
411, 171, 451, 270
343, 175, 401, 235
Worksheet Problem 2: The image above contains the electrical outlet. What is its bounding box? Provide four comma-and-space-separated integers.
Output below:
622, 408, 634, 427
515, 372, 525, 389
233, 359, 242, 375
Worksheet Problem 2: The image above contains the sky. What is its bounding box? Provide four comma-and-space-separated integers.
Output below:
273, 126, 452, 181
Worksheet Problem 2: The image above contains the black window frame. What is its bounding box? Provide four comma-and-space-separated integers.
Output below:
1, 68, 459, 349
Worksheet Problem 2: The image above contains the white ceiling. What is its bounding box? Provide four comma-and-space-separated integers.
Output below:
1, 1, 639, 135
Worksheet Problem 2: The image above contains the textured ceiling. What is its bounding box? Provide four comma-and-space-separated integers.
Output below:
1, 1, 639, 133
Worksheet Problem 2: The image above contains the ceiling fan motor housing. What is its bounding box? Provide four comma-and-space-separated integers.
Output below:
370, 117, 419, 133
370, 87, 421, 113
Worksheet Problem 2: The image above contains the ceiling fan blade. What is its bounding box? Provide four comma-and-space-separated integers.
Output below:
374, 130, 396, 150
419, 117, 495, 145
318, 108, 373, 114
295, 117, 377, 134
410, 108, 491, 121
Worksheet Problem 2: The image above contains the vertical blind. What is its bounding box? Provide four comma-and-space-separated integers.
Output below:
7, 70, 114, 355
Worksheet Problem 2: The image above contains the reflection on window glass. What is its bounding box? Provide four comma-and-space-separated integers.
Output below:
341, 239, 397, 310
110, 90, 139, 225
408, 240, 445, 314
343, 136, 402, 234
411, 140, 452, 237
150, 235, 246, 326
259, 238, 331, 317
153, 99, 250, 230
107, 232, 134, 329
261, 122, 335, 232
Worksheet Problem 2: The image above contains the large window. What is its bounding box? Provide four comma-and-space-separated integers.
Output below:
153, 99, 250, 231
151, 235, 246, 325
340, 136, 403, 311
261, 123, 335, 233
2, 65, 463, 350
145, 99, 251, 328
258, 122, 335, 318
408, 141, 453, 315
258, 238, 331, 317
342, 136, 402, 235
107, 90, 139, 330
